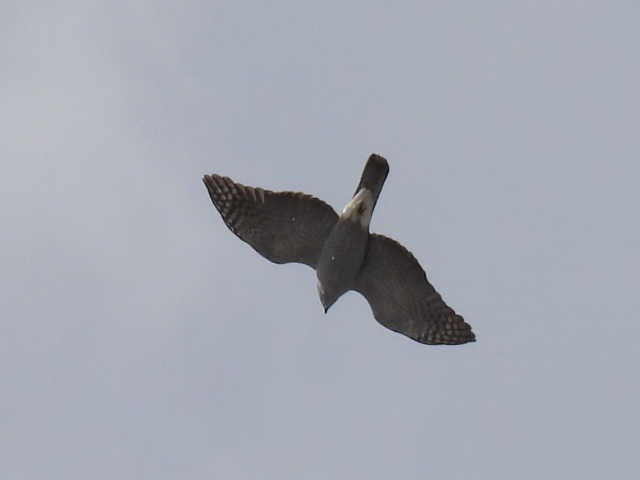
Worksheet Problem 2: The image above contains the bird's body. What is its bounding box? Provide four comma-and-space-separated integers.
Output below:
203, 154, 475, 345
316, 189, 372, 312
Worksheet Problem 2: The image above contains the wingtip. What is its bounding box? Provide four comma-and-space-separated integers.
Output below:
457, 325, 476, 345
203, 174, 225, 194
202, 174, 214, 195
202, 174, 214, 186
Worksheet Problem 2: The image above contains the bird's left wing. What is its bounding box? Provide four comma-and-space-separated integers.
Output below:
353, 234, 475, 345
203, 174, 338, 268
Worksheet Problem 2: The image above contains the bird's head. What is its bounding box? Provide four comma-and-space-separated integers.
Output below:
317, 280, 338, 313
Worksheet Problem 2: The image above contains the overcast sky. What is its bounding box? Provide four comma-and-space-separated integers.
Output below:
2, 2, 639, 479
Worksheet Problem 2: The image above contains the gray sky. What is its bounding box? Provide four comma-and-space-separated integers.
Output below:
2, 1, 639, 478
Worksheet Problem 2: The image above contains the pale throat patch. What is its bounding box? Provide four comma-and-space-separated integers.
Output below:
341, 188, 374, 228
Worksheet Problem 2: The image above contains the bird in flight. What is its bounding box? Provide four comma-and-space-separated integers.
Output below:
203, 154, 475, 345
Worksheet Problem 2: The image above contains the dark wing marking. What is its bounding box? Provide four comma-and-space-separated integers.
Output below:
353, 234, 475, 345
203, 174, 338, 268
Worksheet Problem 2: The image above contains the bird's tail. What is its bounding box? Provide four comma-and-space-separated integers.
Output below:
353, 154, 389, 212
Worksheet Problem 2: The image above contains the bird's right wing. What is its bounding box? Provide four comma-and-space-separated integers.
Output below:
203, 174, 338, 268
353, 234, 475, 345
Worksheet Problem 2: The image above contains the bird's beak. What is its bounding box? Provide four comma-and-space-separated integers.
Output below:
317, 281, 331, 314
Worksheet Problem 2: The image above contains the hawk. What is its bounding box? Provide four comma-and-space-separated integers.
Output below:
203, 154, 475, 345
